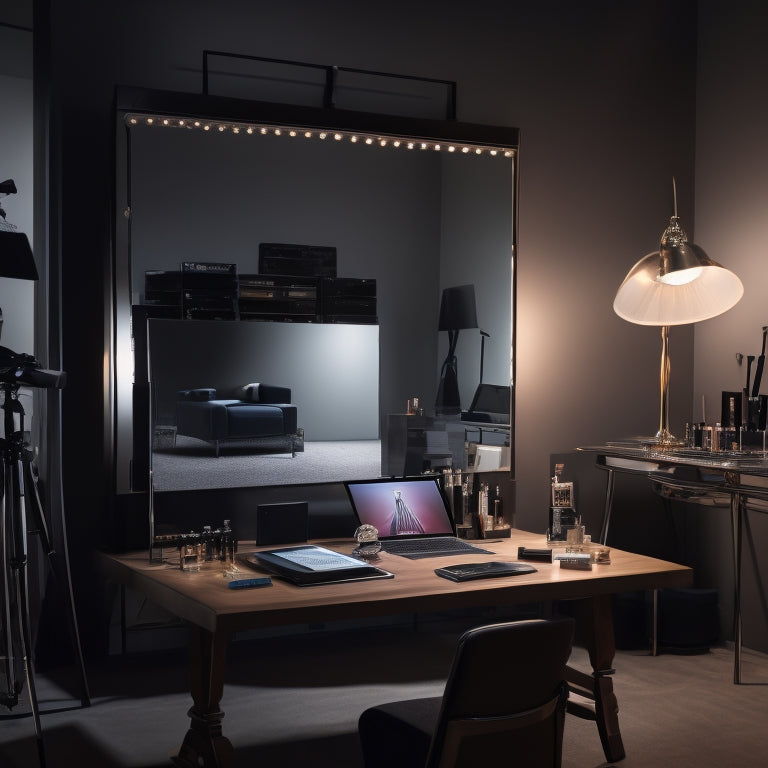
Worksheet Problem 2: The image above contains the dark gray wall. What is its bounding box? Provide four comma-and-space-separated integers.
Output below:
693, 0, 768, 652
44, 0, 702, 653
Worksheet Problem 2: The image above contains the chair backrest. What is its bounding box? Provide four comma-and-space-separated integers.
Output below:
425, 617, 575, 768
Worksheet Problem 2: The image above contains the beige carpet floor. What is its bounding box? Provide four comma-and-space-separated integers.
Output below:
1, 620, 767, 767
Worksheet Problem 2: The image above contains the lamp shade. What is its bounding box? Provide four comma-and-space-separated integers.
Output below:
0, 231, 38, 280
614, 216, 743, 326
438, 284, 478, 331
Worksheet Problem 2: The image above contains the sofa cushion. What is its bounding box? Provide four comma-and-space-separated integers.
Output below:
227, 403, 286, 437
240, 383, 261, 402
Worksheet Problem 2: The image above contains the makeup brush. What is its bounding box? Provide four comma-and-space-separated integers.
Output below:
751, 326, 768, 397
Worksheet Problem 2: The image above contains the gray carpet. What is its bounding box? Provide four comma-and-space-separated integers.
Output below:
2, 618, 768, 768
152, 437, 382, 490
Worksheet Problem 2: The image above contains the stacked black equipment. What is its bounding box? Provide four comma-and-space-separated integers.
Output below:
238, 274, 318, 322
319, 277, 377, 323
258, 242, 337, 278
181, 261, 237, 320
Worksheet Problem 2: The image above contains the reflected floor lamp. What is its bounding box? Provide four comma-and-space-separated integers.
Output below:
613, 181, 743, 445
435, 284, 477, 416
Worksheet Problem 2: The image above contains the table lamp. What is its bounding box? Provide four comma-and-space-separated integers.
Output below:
613, 180, 743, 445
435, 284, 477, 416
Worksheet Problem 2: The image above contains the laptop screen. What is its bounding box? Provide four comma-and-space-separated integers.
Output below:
345, 477, 455, 540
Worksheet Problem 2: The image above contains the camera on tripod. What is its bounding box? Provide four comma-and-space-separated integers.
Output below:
0, 345, 66, 390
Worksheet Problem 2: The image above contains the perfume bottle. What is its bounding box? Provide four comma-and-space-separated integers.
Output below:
548, 463, 577, 542
492, 485, 504, 528
220, 519, 239, 577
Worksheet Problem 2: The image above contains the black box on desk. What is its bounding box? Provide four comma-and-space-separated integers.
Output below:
256, 502, 309, 546
658, 587, 719, 653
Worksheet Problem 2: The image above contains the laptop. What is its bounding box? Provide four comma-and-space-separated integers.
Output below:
344, 476, 493, 559
462, 383, 510, 424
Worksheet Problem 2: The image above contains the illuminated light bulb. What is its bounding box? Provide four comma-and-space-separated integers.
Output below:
289, 130, 297, 137
129, 117, 137, 125
420, 142, 428, 150
306, 131, 314, 138
504, 150, 513, 158
178, 120, 185, 126
657, 267, 704, 286
475, 148, 482, 154
490, 149, 498, 156
350, 135, 358, 143
194, 121, 201, 128
448, 145, 456, 152
319, 132, 328, 139
379, 139, 387, 147
232, 127, 240, 134
162, 119, 170, 126
365, 137, 373, 145
461, 146, 470, 153
218, 125, 226, 132
434, 144, 441, 151
334, 133, 343, 140
274, 129, 282, 135
407, 142, 414, 149
260, 127, 268, 134
246, 127, 254, 134
393, 140, 401, 147
146, 118, 154, 124
203, 124, 210, 131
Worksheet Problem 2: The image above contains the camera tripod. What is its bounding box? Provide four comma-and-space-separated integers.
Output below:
0, 378, 90, 766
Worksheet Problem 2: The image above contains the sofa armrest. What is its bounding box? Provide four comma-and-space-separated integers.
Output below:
259, 384, 291, 403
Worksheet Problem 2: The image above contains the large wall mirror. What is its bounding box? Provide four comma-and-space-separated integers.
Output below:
111, 85, 518, 496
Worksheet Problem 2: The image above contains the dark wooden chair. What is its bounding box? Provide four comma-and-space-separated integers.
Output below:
358, 617, 575, 768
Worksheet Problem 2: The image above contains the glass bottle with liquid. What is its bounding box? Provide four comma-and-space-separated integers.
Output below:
220, 519, 239, 577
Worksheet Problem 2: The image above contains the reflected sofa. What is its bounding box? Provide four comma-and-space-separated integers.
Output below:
175, 383, 298, 457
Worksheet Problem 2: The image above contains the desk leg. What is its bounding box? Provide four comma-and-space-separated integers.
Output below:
565, 594, 625, 763
599, 468, 616, 545
172, 626, 234, 768
730, 489, 743, 685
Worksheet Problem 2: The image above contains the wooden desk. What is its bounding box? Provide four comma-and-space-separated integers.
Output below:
97, 531, 691, 767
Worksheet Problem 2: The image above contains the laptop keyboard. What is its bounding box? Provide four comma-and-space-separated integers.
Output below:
379, 537, 493, 559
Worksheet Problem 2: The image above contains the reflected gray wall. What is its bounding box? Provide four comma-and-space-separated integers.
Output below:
439, 154, 513, 402
128, 120, 514, 455
130, 123, 443, 440
149, 319, 379, 440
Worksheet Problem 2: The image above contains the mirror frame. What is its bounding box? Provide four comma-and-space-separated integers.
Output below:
110, 85, 520, 497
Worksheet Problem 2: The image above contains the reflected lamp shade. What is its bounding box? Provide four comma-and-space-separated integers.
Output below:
0, 232, 37, 280
0, 178, 38, 280
438, 284, 478, 331
435, 284, 478, 416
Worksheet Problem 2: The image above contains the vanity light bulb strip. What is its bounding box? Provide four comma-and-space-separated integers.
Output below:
125, 114, 516, 158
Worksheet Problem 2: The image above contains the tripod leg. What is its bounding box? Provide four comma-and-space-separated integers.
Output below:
1, 456, 23, 710
25, 457, 90, 707
15, 557, 46, 767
